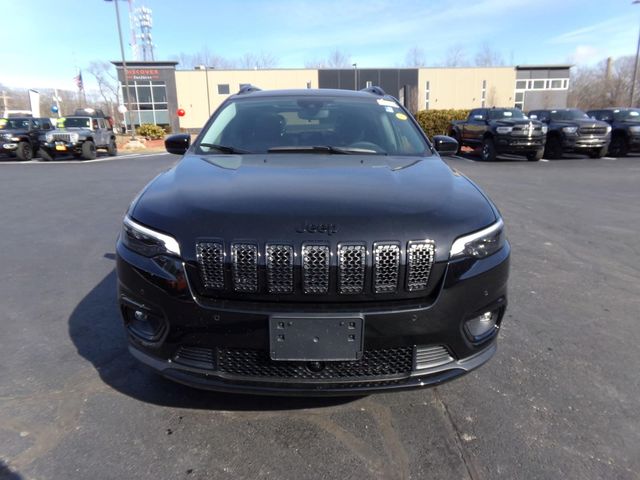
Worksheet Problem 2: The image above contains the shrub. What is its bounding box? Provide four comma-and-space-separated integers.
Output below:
136, 123, 166, 140
415, 109, 470, 139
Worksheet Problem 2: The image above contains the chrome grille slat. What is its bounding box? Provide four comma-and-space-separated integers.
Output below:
196, 242, 225, 289
373, 243, 400, 293
414, 345, 454, 370
406, 240, 435, 292
266, 244, 294, 294
338, 244, 366, 294
232, 243, 258, 292
51, 133, 72, 142
579, 127, 607, 136
302, 244, 330, 294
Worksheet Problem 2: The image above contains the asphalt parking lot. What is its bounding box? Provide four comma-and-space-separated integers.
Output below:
1, 152, 639, 480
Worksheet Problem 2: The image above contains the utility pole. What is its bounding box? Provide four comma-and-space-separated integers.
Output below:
196, 65, 211, 117
631, 0, 640, 107
1, 90, 9, 114
352, 63, 358, 90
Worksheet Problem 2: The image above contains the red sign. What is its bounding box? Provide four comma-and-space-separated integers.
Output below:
125, 69, 161, 80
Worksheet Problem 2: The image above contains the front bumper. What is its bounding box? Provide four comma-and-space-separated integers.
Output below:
563, 136, 610, 151
41, 141, 81, 155
495, 135, 545, 153
116, 239, 510, 395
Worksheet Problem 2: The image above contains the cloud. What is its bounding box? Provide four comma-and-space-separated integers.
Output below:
568, 45, 601, 65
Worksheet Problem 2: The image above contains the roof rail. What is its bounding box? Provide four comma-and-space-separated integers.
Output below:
237, 85, 262, 95
360, 86, 386, 96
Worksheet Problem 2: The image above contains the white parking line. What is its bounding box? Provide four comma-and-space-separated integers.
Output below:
0, 152, 171, 165
540, 159, 550, 162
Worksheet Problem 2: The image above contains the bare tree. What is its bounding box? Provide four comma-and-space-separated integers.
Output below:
305, 49, 352, 68
474, 43, 504, 67
87, 61, 120, 117
442, 45, 468, 67
171, 47, 238, 70
404, 46, 426, 67
238, 51, 279, 69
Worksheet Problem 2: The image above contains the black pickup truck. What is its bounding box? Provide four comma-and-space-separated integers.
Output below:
448, 108, 547, 161
528, 108, 610, 159
586, 108, 640, 157
0, 117, 54, 161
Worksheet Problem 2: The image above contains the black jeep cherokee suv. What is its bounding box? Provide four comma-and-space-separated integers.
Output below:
586, 108, 640, 157
528, 108, 611, 159
0, 117, 54, 161
116, 87, 510, 395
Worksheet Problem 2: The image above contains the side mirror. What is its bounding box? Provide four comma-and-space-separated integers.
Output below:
165, 134, 191, 155
432, 135, 459, 156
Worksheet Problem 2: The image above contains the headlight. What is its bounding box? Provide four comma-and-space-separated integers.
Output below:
606, 125, 612, 134
629, 126, 640, 133
496, 126, 513, 134
562, 126, 578, 134
121, 215, 181, 257
45, 133, 53, 142
541, 125, 548, 134
69, 133, 79, 142
450, 219, 505, 259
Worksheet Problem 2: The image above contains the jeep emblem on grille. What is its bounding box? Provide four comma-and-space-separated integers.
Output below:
296, 222, 338, 235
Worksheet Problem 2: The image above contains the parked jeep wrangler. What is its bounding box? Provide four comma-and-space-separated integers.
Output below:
448, 108, 547, 161
0, 117, 54, 161
39, 111, 117, 161
586, 108, 640, 157
528, 108, 611, 159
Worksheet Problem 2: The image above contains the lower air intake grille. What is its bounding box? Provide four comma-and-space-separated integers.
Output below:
232, 243, 258, 292
406, 241, 435, 291
338, 244, 366, 294
266, 244, 294, 294
302, 244, 330, 294
373, 243, 400, 293
414, 345, 454, 370
173, 346, 216, 370
217, 347, 413, 380
196, 242, 225, 290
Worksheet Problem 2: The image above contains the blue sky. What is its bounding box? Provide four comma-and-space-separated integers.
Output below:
1, 0, 638, 92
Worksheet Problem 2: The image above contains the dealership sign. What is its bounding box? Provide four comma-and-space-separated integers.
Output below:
125, 68, 161, 81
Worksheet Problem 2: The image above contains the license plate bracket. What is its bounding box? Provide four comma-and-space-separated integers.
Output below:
269, 315, 364, 361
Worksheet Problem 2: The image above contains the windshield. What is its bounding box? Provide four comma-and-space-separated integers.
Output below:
549, 109, 589, 121
613, 109, 640, 122
197, 96, 430, 156
0, 118, 30, 130
488, 109, 527, 120
60, 117, 91, 128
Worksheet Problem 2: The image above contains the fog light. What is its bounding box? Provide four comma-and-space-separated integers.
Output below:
464, 310, 499, 342
123, 306, 166, 342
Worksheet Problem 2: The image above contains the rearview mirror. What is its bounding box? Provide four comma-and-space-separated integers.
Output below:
432, 135, 459, 156
165, 134, 191, 155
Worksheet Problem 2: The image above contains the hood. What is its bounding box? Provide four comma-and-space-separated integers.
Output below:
492, 118, 543, 127
552, 119, 609, 128
52, 127, 92, 133
1, 128, 28, 136
132, 154, 497, 262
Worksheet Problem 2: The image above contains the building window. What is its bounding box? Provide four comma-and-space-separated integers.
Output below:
516, 80, 527, 89
515, 92, 524, 102
481, 80, 487, 108
217, 84, 230, 95
550, 79, 562, 89
425, 81, 430, 110
122, 80, 169, 126
532, 80, 545, 89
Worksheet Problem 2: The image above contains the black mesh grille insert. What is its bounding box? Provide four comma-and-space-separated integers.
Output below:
217, 347, 413, 380
373, 243, 400, 293
196, 242, 225, 290
338, 244, 366, 294
406, 241, 435, 292
232, 243, 258, 293
579, 126, 607, 136
302, 244, 330, 294
266, 244, 294, 294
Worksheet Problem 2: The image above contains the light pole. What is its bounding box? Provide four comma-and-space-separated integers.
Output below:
196, 65, 211, 117
106, 0, 135, 138
631, 0, 640, 107
352, 63, 358, 90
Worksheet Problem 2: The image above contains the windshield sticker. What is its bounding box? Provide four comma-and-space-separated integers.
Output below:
56, 117, 66, 128
631, 111, 639, 116
395, 113, 408, 121
377, 99, 398, 108
503, 111, 513, 117
0, 119, 7, 128
385, 106, 394, 113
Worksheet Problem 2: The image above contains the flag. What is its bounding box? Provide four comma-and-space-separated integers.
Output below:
74, 71, 84, 91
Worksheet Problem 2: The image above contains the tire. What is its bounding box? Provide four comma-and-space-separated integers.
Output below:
526, 149, 544, 162
543, 135, 562, 160
16, 142, 33, 161
480, 137, 497, 161
39, 148, 54, 162
588, 146, 607, 159
607, 134, 628, 157
81, 141, 97, 160
107, 138, 117, 156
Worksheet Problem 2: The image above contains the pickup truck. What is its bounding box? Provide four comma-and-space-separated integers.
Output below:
586, 108, 640, 157
0, 117, 54, 161
448, 108, 547, 161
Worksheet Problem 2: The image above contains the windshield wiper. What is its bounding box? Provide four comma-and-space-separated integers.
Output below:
199, 143, 250, 154
268, 145, 385, 155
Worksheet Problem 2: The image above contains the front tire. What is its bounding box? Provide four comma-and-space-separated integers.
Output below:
81, 141, 97, 160
607, 134, 628, 157
39, 148, 54, 162
589, 146, 607, 159
107, 138, 117, 156
16, 142, 33, 161
480, 137, 497, 161
526, 149, 544, 162
543, 135, 562, 159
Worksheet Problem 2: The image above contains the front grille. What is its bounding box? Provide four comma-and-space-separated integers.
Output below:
266, 244, 294, 293
414, 345, 454, 370
511, 124, 544, 136
406, 241, 435, 291
302, 244, 330, 294
217, 347, 414, 380
338, 244, 366, 294
232, 243, 258, 292
52, 133, 72, 142
173, 346, 216, 370
579, 126, 607, 136
196, 242, 225, 289
373, 243, 400, 293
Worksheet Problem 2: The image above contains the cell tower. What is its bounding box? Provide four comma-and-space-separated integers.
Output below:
128, 1, 155, 61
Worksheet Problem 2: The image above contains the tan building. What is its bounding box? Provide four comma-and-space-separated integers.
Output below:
114, 62, 571, 131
